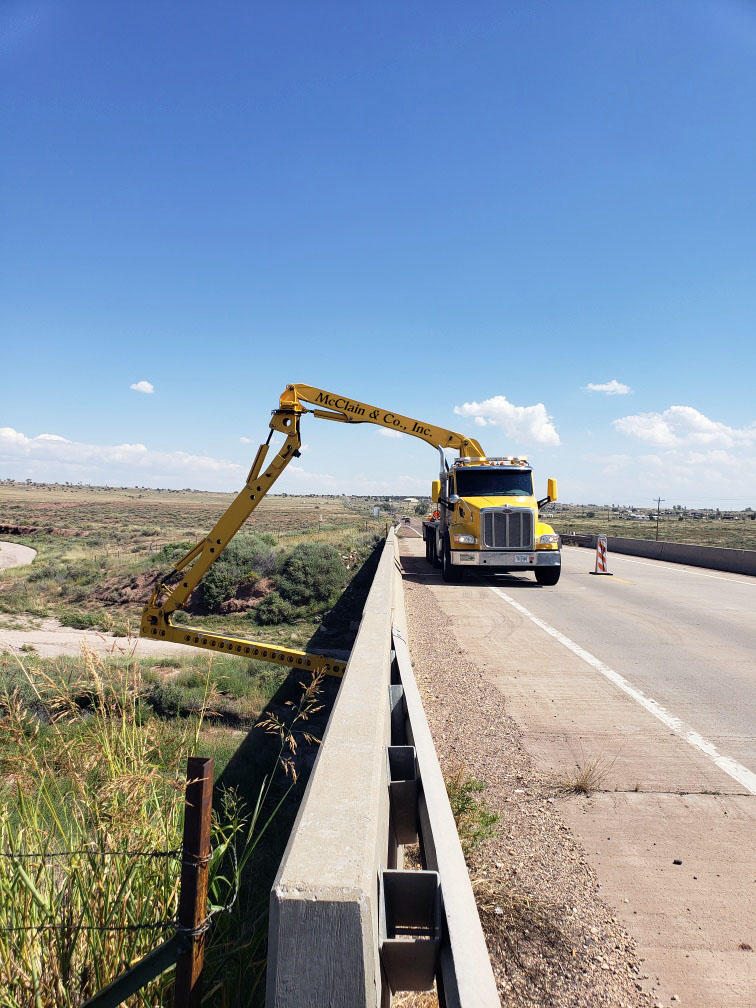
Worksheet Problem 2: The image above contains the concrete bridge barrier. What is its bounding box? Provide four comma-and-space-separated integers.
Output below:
561, 533, 756, 577
265, 528, 498, 1008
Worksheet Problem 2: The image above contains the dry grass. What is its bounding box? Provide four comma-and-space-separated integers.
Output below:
0, 643, 327, 1007
392, 991, 439, 1007
472, 866, 564, 946
553, 752, 618, 796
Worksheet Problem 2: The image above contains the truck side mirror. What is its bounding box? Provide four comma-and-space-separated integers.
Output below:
547, 478, 558, 503
431, 480, 440, 503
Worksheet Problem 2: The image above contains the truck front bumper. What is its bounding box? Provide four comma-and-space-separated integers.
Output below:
450, 550, 561, 570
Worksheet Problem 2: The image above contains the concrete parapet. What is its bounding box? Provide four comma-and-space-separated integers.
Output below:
564, 534, 756, 576
266, 530, 499, 1007
266, 533, 396, 1008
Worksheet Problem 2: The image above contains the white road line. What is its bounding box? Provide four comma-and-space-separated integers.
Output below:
490, 586, 756, 795
575, 550, 754, 586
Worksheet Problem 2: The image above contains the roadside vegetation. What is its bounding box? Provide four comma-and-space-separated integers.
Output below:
444, 766, 500, 860
0, 484, 386, 644
0, 644, 327, 1006
0, 481, 395, 1006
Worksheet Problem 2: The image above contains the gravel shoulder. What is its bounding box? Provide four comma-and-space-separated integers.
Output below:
0, 541, 37, 572
400, 546, 655, 1008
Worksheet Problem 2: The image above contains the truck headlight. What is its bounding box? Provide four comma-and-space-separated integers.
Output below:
453, 534, 478, 545
538, 534, 559, 545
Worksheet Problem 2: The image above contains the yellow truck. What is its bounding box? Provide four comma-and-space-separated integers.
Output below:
421, 456, 561, 584
140, 384, 560, 678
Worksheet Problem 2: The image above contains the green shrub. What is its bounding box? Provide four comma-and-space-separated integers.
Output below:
254, 591, 294, 625
201, 533, 278, 611
149, 679, 204, 718
27, 563, 59, 583
275, 542, 346, 608
0, 588, 48, 617
445, 767, 500, 861
153, 656, 182, 669
154, 541, 194, 565
58, 607, 102, 630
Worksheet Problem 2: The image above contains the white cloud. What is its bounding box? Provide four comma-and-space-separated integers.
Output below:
602, 405, 756, 502
454, 395, 560, 446
613, 412, 680, 446
614, 406, 756, 449
283, 464, 339, 486
0, 426, 436, 494
239, 436, 252, 444
278, 465, 428, 495
378, 428, 405, 439
586, 379, 631, 395
130, 380, 154, 394
596, 453, 632, 476
0, 426, 242, 490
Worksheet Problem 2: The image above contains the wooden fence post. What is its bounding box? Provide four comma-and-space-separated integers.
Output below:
174, 756, 214, 1008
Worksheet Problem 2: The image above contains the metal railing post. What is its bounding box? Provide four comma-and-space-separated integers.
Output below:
174, 756, 214, 1008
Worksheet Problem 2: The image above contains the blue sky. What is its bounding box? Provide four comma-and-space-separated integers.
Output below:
2, 1, 755, 505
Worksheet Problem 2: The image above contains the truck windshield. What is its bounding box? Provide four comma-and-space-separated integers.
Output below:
455, 469, 533, 498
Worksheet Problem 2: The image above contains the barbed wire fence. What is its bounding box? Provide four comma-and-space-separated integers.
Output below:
0, 756, 230, 1008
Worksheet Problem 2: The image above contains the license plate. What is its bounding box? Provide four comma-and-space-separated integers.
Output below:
515, 553, 536, 564
458, 552, 477, 564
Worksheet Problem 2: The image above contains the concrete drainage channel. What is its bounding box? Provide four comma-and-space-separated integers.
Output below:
266, 528, 498, 1008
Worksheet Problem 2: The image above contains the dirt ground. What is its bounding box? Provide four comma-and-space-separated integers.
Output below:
0, 541, 36, 573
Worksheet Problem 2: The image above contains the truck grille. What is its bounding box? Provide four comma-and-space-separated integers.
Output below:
482, 510, 534, 550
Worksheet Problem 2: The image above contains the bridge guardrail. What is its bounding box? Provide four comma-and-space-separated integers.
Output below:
561, 533, 756, 576
265, 528, 498, 1007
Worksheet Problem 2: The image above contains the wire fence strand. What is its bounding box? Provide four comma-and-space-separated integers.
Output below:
0, 841, 237, 939
0, 847, 182, 860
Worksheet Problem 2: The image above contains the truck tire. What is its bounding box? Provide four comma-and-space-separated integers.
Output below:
535, 566, 561, 586
430, 536, 441, 568
441, 539, 455, 582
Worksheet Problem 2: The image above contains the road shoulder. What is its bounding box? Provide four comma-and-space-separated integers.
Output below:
400, 543, 655, 1008
400, 539, 756, 1008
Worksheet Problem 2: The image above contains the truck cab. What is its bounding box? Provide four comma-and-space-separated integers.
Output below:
421, 457, 561, 585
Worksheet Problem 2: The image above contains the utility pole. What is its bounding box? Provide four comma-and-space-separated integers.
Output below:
654, 497, 664, 541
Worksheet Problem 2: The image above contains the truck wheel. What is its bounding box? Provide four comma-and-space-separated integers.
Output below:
441, 540, 455, 582
425, 535, 433, 564
431, 538, 441, 568
535, 566, 561, 586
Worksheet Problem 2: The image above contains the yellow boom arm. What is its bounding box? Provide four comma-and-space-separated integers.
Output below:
140, 385, 484, 675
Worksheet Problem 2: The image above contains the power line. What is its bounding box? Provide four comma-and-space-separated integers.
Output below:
654, 497, 665, 541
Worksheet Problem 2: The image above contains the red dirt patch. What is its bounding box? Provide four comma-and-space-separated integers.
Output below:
94, 570, 163, 607
218, 577, 274, 614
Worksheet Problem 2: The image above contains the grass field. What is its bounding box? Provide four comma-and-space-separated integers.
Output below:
0, 483, 387, 638
0, 482, 392, 1005
549, 507, 756, 550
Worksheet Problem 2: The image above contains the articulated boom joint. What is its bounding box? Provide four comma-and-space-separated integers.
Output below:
139, 381, 485, 676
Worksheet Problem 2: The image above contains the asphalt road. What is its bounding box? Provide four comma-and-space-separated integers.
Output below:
497, 545, 756, 776
399, 537, 756, 1007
